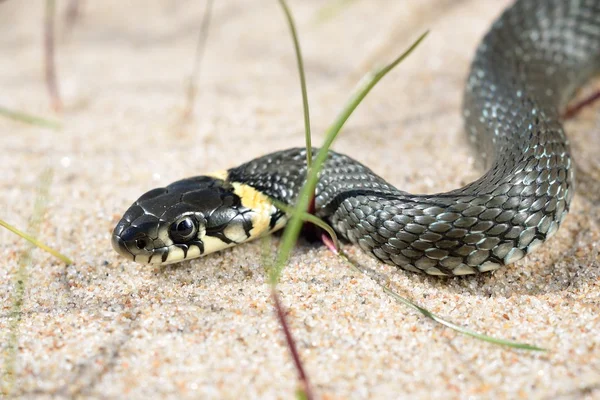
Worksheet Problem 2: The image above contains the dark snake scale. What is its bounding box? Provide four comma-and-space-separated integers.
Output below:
113, 0, 600, 275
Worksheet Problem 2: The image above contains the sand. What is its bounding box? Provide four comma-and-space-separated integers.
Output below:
1, 0, 599, 398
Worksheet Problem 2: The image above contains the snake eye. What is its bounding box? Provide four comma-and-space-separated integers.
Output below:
169, 216, 197, 243
135, 238, 147, 250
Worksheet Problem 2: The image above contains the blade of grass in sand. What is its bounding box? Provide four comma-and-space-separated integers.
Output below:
44, 0, 62, 111
267, 3, 320, 397
0, 219, 72, 264
263, 30, 427, 398
0, 106, 61, 130
277, 0, 313, 167
182, 0, 214, 120
327, 238, 546, 351
260, 235, 315, 400
271, 199, 339, 250
313, 0, 359, 24
270, 31, 429, 285
1, 170, 55, 396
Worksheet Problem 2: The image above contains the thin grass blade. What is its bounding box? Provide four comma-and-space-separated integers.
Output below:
336, 250, 545, 351
277, 0, 313, 167
182, 0, 214, 120
2, 170, 55, 395
44, 0, 62, 111
313, 0, 359, 24
271, 31, 429, 284
0, 106, 61, 130
0, 219, 72, 265
271, 199, 340, 251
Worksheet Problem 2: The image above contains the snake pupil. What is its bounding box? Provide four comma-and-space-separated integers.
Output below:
170, 216, 197, 243
177, 219, 193, 235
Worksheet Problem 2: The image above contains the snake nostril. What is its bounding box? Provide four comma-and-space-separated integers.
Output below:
135, 238, 148, 250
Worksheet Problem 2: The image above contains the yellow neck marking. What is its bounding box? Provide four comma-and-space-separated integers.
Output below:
206, 170, 229, 181
231, 182, 277, 238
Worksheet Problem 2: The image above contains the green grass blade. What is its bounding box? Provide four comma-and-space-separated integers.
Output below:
380, 285, 546, 351
0, 106, 61, 130
269, 5, 320, 398
313, 0, 359, 24
270, 31, 428, 284
335, 250, 545, 351
0, 219, 72, 265
277, 0, 313, 167
182, 0, 214, 120
271, 199, 340, 251
2, 170, 55, 396
296, 388, 309, 400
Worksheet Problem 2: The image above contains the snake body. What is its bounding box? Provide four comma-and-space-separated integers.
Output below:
112, 0, 600, 275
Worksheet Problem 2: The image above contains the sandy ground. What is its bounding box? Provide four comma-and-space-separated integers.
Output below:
1, 0, 599, 398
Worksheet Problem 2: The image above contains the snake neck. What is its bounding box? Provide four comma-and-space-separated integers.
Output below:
227, 147, 402, 209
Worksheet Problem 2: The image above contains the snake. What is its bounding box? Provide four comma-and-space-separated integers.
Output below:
112, 0, 600, 276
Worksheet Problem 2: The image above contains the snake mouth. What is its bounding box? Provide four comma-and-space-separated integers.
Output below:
111, 234, 166, 264
111, 232, 203, 265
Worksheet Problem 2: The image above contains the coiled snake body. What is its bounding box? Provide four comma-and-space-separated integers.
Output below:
113, 0, 600, 275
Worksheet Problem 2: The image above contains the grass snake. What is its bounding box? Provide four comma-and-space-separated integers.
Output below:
112, 0, 600, 276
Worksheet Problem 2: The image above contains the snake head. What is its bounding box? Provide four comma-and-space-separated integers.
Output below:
112, 175, 286, 265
